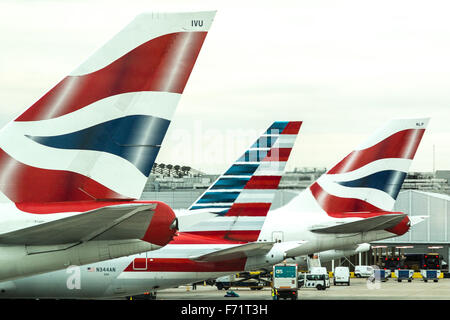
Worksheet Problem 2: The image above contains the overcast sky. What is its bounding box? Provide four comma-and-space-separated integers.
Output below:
0, 0, 449, 174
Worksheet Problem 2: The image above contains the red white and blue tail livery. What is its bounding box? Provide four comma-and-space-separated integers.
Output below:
310, 118, 427, 217
259, 118, 429, 257
0, 11, 215, 282
180, 121, 302, 242
0, 12, 214, 203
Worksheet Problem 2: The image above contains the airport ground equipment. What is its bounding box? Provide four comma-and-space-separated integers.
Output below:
395, 269, 414, 282
354, 265, 374, 278
272, 263, 298, 300
369, 269, 389, 282
382, 253, 444, 272
215, 271, 271, 290
298, 273, 329, 290
420, 269, 440, 282
333, 267, 350, 286
309, 267, 330, 288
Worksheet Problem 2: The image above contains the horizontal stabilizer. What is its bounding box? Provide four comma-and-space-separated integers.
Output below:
190, 242, 274, 262
309, 213, 407, 234
0, 203, 158, 245
410, 215, 427, 226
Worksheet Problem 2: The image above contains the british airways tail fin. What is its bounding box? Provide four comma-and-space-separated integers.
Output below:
180, 121, 302, 242
288, 118, 428, 221
0, 11, 215, 203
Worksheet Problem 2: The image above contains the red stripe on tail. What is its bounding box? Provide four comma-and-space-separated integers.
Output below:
244, 176, 282, 189
263, 148, 292, 161
310, 182, 410, 235
16, 32, 207, 122
328, 129, 425, 174
309, 182, 384, 218
0, 148, 126, 203
226, 203, 272, 217
281, 121, 302, 134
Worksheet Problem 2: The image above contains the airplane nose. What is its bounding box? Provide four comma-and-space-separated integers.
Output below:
141, 201, 178, 246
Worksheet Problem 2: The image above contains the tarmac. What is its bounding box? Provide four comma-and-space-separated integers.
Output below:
156, 277, 450, 300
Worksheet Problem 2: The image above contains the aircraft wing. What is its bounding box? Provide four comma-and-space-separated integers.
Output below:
309, 213, 407, 234
0, 203, 160, 246
190, 242, 275, 262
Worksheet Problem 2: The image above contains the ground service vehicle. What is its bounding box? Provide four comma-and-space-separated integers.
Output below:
369, 269, 388, 282
420, 269, 441, 282
215, 275, 234, 290
384, 254, 443, 272
384, 257, 401, 272
272, 264, 298, 300
403, 254, 443, 271
395, 269, 414, 282
299, 273, 328, 290
334, 267, 350, 286
215, 272, 270, 290
354, 265, 374, 278
310, 267, 330, 288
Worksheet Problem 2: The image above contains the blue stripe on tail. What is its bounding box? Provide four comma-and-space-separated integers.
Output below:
265, 121, 288, 134
237, 150, 269, 162
224, 164, 259, 176
210, 177, 251, 190
250, 136, 277, 148
26, 115, 169, 176
337, 170, 407, 199
196, 192, 241, 204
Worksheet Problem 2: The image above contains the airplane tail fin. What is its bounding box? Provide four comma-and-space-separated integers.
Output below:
0, 12, 215, 203
287, 118, 428, 224
181, 121, 302, 242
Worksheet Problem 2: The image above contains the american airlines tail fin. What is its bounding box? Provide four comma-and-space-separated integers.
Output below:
180, 121, 302, 242
0, 12, 215, 203
289, 118, 428, 225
